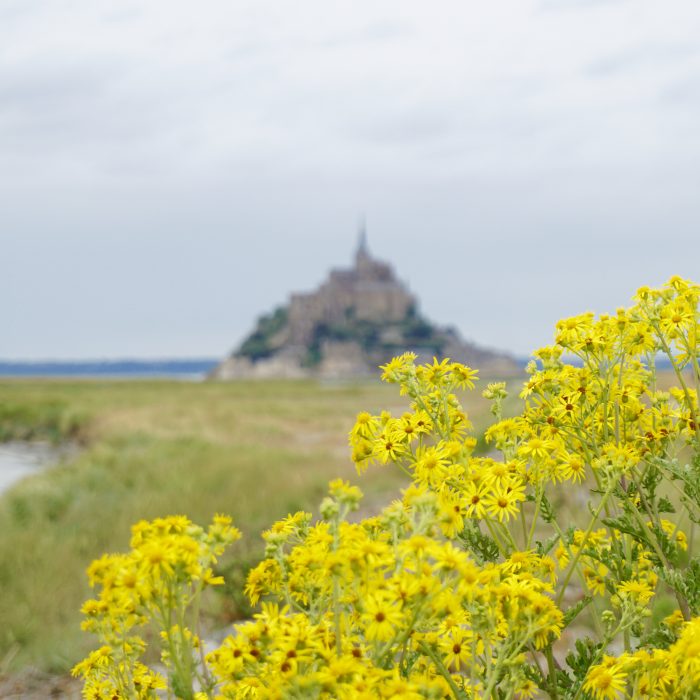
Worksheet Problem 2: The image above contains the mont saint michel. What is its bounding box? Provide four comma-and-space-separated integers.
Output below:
211, 232, 517, 380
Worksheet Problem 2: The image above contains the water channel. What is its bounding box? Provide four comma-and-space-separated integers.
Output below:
0, 442, 70, 496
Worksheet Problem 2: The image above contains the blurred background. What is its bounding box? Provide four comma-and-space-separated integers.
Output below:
1, 1, 700, 695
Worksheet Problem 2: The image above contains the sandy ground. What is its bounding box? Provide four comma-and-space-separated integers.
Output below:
0, 669, 81, 699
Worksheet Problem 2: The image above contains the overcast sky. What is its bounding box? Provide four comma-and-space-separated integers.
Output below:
2, 0, 700, 360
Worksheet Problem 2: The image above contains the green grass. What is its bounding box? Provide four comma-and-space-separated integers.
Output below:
0, 376, 520, 673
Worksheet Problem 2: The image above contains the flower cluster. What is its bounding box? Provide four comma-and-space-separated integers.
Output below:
219, 480, 562, 698
583, 616, 700, 699
75, 277, 700, 699
73, 514, 240, 699
349, 356, 527, 539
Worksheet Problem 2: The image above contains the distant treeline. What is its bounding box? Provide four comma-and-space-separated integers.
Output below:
0, 355, 676, 378
0, 359, 219, 377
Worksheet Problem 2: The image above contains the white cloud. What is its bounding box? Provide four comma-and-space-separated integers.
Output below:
1, 1, 700, 358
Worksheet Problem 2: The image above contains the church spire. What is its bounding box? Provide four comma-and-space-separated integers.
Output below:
357, 215, 368, 257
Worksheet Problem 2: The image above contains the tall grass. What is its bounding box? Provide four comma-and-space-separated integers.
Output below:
0, 377, 514, 672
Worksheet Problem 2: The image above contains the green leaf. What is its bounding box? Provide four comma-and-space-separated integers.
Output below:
657, 497, 676, 514
562, 595, 593, 629
540, 493, 556, 523
535, 534, 560, 557
458, 523, 500, 564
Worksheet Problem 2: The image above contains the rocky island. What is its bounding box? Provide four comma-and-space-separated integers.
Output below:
211, 231, 518, 379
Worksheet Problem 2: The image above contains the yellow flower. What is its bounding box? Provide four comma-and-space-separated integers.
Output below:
664, 609, 686, 630
463, 480, 489, 519
555, 542, 569, 570
423, 356, 452, 386
481, 459, 513, 489
380, 353, 416, 382
483, 481, 525, 523
414, 445, 450, 486
558, 453, 586, 483
438, 627, 474, 671
202, 568, 224, 586
437, 491, 465, 538
584, 661, 627, 699
391, 413, 422, 444
351, 411, 379, 439
656, 518, 689, 551
373, 434, 405, 463
519, 436, 556, 460
450, 362, 479, 390
136, 540, 176, 578
362, 593, 403, 642
555, 312, 595, 347
583, 563, 609, 597
515, 678, 538, 698
616, 579, 655, 605
413, 410, 433, 435
71, 645, 113, 677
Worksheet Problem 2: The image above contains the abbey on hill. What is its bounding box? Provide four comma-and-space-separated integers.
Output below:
211, 231, 518, 379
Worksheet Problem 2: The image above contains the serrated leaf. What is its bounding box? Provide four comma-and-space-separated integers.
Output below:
562, 595, 593, 629
540, 493, 556, 523
536, 533, 560, 557
657, 497, 676, 514
458, 523, 500, 564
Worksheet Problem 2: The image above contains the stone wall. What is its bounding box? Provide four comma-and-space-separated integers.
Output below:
285, 254, 415, 344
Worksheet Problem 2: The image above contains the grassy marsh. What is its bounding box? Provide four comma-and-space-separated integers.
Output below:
0, 377, 519, 673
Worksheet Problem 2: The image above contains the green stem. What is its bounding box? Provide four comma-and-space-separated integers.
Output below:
556, 484, 615, 607
380, 604, 424, 668
655, 329, 700, 450
624, 479, 691, 620
545, 646, 559, 700
333, 577, 342, 656
527, 483, 543, 549
519, 507, 529, 550
482, 638, 528, 700
418, 642, 469, 700
495, 518, 519, 553
191, 580, 214, 695
548, 518, 604, 637
484, 518, 510, 557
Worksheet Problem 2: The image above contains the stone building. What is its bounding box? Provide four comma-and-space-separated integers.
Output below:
286, 231, 415, 345
211, 230, 517, 380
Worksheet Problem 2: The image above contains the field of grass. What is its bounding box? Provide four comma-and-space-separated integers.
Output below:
0, 375, 521, 674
